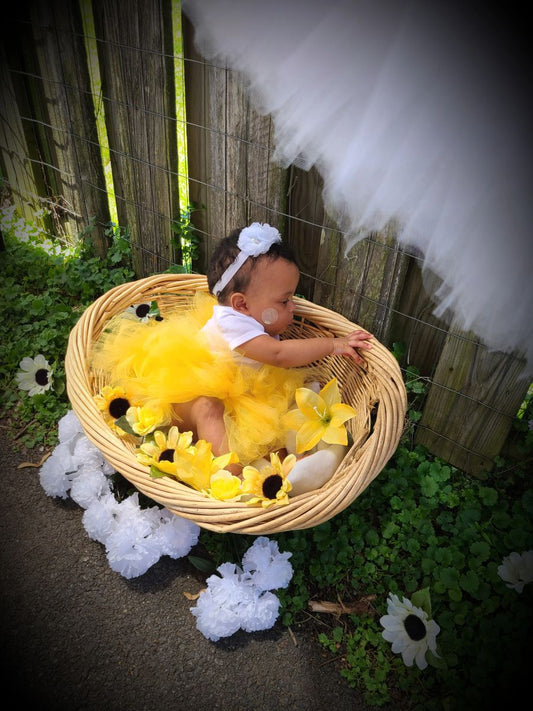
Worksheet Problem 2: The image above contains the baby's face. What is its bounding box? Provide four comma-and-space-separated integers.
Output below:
244, 258, 300, 336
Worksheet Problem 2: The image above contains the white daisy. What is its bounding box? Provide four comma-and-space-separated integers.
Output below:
16, 354, 53, 395
125, 302, 161, 322
380, 593, 440, 670
498, 551, 533, 593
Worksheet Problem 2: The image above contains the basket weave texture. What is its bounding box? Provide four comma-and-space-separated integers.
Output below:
65, 273, 407, 534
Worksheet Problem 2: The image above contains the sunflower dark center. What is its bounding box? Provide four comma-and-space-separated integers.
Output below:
109, 397, 130, 418
404, 614, 426, 641
262, 474, 283, 499
158, 449, 175, 462
135, 304, 150, 318
35, 368, 49, 386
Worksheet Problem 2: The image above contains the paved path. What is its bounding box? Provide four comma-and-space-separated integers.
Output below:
0, 431, 372, 711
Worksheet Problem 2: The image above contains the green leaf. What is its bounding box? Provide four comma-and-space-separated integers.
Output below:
187, 556, 216, 575
113, 415, 137, 436
421, 476, 439, 497
149, 464, 168, 479
411, 588, 432, 617
479, 487, 498, 506
469, 540, 491, 562
365, 529, 380, 546
426, 648, 448, 670
459, 570, 480, 595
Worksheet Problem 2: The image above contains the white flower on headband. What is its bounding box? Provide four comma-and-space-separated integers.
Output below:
238, 223, 281, 256
213, 222, 282, 296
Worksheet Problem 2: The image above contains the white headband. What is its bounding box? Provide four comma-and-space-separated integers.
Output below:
212, 222, 282, 296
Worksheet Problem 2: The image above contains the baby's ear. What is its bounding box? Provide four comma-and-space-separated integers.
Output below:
230, 292, 248, 313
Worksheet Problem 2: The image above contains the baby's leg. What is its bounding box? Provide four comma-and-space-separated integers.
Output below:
172, 397, 242, 476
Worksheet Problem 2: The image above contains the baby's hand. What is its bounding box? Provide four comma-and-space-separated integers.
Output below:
332, 330, 373, 365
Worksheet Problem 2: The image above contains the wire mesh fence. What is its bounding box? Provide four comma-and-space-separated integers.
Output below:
1, 0, 529, 475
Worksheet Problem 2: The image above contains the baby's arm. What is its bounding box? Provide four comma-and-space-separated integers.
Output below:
239, 329, 373, 368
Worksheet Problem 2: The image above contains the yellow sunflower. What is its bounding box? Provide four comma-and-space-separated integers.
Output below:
283, 377, 356, 454
94, 385, 138, 434
242, 451, 294, 507
136, 426, 194, 476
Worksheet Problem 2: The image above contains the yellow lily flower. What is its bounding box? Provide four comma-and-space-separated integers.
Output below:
242, 451, 294, 507
178, 439, 239, 492
283, 378, 356, 454
136, 426, 194, 476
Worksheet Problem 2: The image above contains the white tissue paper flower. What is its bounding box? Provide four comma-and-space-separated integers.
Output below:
191, 563, 253, 642
82, 493, 122, 544
241, 536, 293, 591
191, 538, 294, 641
498, 551, 533, 593
71, 435, 108, 470
192, 585, 244, 642
41, 410, 200, 579
39, 452, 73, 499
69, 466, 112, 509
239, 590, 281, 633
150, 509, 200, 558
105, 498, 163, 579
58, 409, 83, 442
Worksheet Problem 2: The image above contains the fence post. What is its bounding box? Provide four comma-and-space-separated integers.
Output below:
183, 15, 289, 270
416, 322, 531, 475
92, 0, 179, 276
26, 0, 111, 255
0, 20, 51, 232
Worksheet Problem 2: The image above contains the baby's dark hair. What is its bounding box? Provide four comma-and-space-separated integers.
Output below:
207, 226, 299, 302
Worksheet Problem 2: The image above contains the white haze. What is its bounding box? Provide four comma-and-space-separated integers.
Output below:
183, 0, 533, 372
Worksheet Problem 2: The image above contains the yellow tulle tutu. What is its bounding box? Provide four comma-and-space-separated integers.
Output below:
90, 293, 315, 463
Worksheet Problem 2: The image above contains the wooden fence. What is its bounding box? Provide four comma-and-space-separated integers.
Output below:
1, 0, 530, 475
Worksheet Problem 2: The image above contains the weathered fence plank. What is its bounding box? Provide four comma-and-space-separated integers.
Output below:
92, 0, 179, 276
28, 0, 111, 255
390, 260, 449, 377
182, 12, 209, 269
183, 18, 289, 271
416, 323, 530, 475
286, 167, 410, 346
0, 43, 47, 227
286, 166, 326, 300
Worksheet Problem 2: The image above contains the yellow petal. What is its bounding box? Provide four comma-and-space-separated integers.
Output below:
153, 430, 167, 449
280, 453, 297, 476
320, 378, 342, 408
295, 387, 325, 420
322, 423, 349, 446
209, 471, 242, 500
283, 408, 306, 432
296, 420, 325, 454
212, 451, 239, 471
329, 402, 357, 426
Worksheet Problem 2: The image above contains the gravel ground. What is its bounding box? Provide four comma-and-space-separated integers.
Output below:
0, 430, 375, 711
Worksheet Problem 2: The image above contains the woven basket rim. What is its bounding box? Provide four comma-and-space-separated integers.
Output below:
65, 273, 407, 534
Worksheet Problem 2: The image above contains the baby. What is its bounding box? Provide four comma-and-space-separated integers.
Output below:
172, 223, 373, 491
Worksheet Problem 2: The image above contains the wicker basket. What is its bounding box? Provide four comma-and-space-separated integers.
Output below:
65, 273, 406, 534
